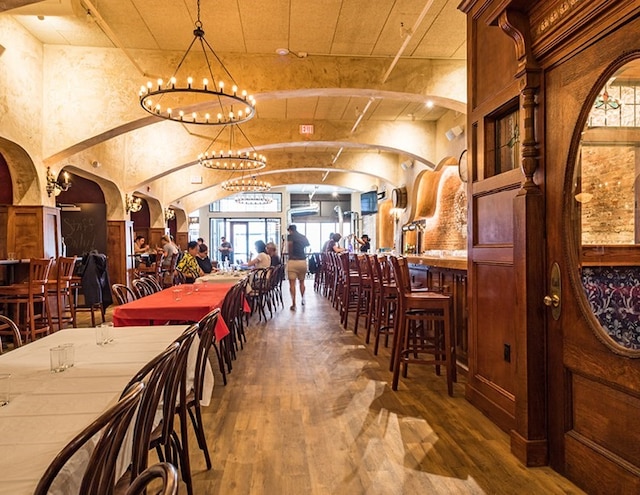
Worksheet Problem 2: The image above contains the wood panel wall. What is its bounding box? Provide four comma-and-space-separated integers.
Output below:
0, 205, 61, 260
107, 220, 133, 287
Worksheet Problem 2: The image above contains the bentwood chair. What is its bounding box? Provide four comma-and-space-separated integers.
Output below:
112, 283, 137, 305
0, 257, 54, 342
0, 314, 23, 353
34, 382, 145, 495
125, 463, 178, 495
186, 309, 220, 468
389, 255, 456, 396
117, 344, 180, 493
131, 278, 154, 299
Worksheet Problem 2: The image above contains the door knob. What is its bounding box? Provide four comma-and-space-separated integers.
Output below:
543, 294, 560, 308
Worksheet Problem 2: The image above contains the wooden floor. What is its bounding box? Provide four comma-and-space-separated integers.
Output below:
165, 281, 584, 495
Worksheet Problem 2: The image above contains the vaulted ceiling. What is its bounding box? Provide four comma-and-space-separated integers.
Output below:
3, 0, 467, 213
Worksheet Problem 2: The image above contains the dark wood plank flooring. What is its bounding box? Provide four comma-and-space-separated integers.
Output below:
174, 281, 585, 495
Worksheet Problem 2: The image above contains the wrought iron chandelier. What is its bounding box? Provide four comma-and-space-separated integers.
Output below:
221, 175, 271, 193
234, 192, 273, 205
138, 0, 256, 126
199, 124, 266, 171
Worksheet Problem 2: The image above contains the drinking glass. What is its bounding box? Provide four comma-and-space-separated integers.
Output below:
60, 343, 75, 368
0, 373, 11, 406
50, 346, 65, 372
96, 323, 114, 345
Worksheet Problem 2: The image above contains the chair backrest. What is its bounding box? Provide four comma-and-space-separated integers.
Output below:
0, 315, 23, 353
124, 343, 180, 481
389, 256, 411, 296
56, 256, 77, 285
143, 275, 163, 293
196, 309, 220, 401
112, 283, 137, 305
29, 258, 54, 294
34, 382, 145, 495
125, 462, 178, 495
132, 278, 154, 298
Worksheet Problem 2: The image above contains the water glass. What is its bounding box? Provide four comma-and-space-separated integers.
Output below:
50, 346, 65, 372
96, 323, 114, 345
173, 288, 183, 301
0, 373, 10, 406
60, 343, 75, 368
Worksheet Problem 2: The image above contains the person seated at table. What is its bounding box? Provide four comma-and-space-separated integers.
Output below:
195, 243, 215, 274
133, 235, 150, 268
266, 242, 281, 266
158, 234, 179, 270
324, 233, 345, 253
175, 241, 204, 283
245, 240, 271, 269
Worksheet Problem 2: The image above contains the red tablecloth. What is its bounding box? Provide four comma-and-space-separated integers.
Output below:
112, 282, 250, 341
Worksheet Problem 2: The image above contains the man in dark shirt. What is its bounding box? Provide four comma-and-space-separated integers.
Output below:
287, 224, 309, 310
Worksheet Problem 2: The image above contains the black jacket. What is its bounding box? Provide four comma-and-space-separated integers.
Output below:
79, 251, 113, 308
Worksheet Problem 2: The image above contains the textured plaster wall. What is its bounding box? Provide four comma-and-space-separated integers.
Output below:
0, 16, 45, 203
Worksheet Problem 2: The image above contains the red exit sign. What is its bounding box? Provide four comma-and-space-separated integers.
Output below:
299, 124, 314, 135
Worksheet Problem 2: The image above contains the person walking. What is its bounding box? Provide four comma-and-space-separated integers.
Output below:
286, 224, 309, 310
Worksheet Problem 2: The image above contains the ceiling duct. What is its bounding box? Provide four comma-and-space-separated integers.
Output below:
287, 203, 319, 224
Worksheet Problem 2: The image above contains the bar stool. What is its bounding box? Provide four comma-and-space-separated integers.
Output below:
354, 254, 374, 338
48, 256, 77, 331
389, 255, 456, 396
370, 255, 397, 357
0, 258, 54, 342
339, 253, 360, 330
70, 276, 106, 327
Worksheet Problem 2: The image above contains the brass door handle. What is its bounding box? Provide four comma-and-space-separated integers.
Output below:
543, 294, 560, 308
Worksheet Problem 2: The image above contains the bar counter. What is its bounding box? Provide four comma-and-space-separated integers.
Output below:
405, 254, 468, 371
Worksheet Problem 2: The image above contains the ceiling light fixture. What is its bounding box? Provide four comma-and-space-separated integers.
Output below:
199, 124, 267, 171
234, 192, 273, 205
46, 167, 71, 197
221, 175, 271, 193
138, 0, 256, 126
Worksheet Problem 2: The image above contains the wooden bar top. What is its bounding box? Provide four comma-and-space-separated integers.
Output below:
405, 255, 468, 271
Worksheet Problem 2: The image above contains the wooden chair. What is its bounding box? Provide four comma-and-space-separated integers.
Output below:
34, 382, 145, 495
188, 309, 220, 468
389, 255, 456, 396
112, 283, 137, 305
371, 255, 397, 360
48, 256, 77, 331
354, 254, 374, 337
0, 258, 54, 342
153, 325, 198, 495
71, 275, 106, 327
118, 344, 180, 491
0, 314, 23, 353
125, 462, 178, 495
132, 278, 154, 299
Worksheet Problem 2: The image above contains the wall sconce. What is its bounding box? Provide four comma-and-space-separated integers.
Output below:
390, 207, 404, 224
125, 194, 142, 213
164, 208, 176, 222
46, 167, 71, 197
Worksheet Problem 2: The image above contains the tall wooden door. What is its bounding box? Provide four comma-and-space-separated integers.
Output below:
545, 27, 640, 494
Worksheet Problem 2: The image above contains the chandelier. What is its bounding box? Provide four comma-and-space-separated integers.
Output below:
234, 192, 273, 205
125, 194, 142, 213
199, 124, 266, 171
221, 176, 271, 193
164, 208, 176, 222
138, 0, 256, 126
46, 167, 71, 197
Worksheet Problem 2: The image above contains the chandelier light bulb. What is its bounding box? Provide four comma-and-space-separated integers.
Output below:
187, 77, 193, 87
170, 77, 176, 88
232, 85, 238, 95
219, 81, 224, 91
157, 78, 163, 89
167, 108, 172, 115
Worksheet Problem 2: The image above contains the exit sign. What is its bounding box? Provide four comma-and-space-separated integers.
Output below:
299, 124, 314, 135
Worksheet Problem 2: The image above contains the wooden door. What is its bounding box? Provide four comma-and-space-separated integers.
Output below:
545, 32, 640, 494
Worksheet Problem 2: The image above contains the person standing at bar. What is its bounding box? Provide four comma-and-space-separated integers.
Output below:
287, 224, 309, 311
353, 234, 371, 253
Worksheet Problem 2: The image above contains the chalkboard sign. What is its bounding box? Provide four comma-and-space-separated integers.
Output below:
61, 203, 107, 256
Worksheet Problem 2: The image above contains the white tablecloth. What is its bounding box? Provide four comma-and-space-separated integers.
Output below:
195, 271, 248, 284
0, 325, 214, 495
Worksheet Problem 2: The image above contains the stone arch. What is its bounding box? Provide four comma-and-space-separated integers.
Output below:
61, 165, 125, 219
0, 137, 41, 205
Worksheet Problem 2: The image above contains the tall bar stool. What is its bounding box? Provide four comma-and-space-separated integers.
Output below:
370, 255, 397, 356
0, 258, 54, 342
339, 253, 360, 330
389, 255, 456, 396
354, 254, 374, 338
48, 256, 78, 331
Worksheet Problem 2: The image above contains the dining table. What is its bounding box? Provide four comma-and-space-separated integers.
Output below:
0, 325, 213, 495
195, 270, 249, 284
111, 282, 250, 341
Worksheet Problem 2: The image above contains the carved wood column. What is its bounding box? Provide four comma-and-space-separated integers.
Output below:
498, 8, 548, 466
